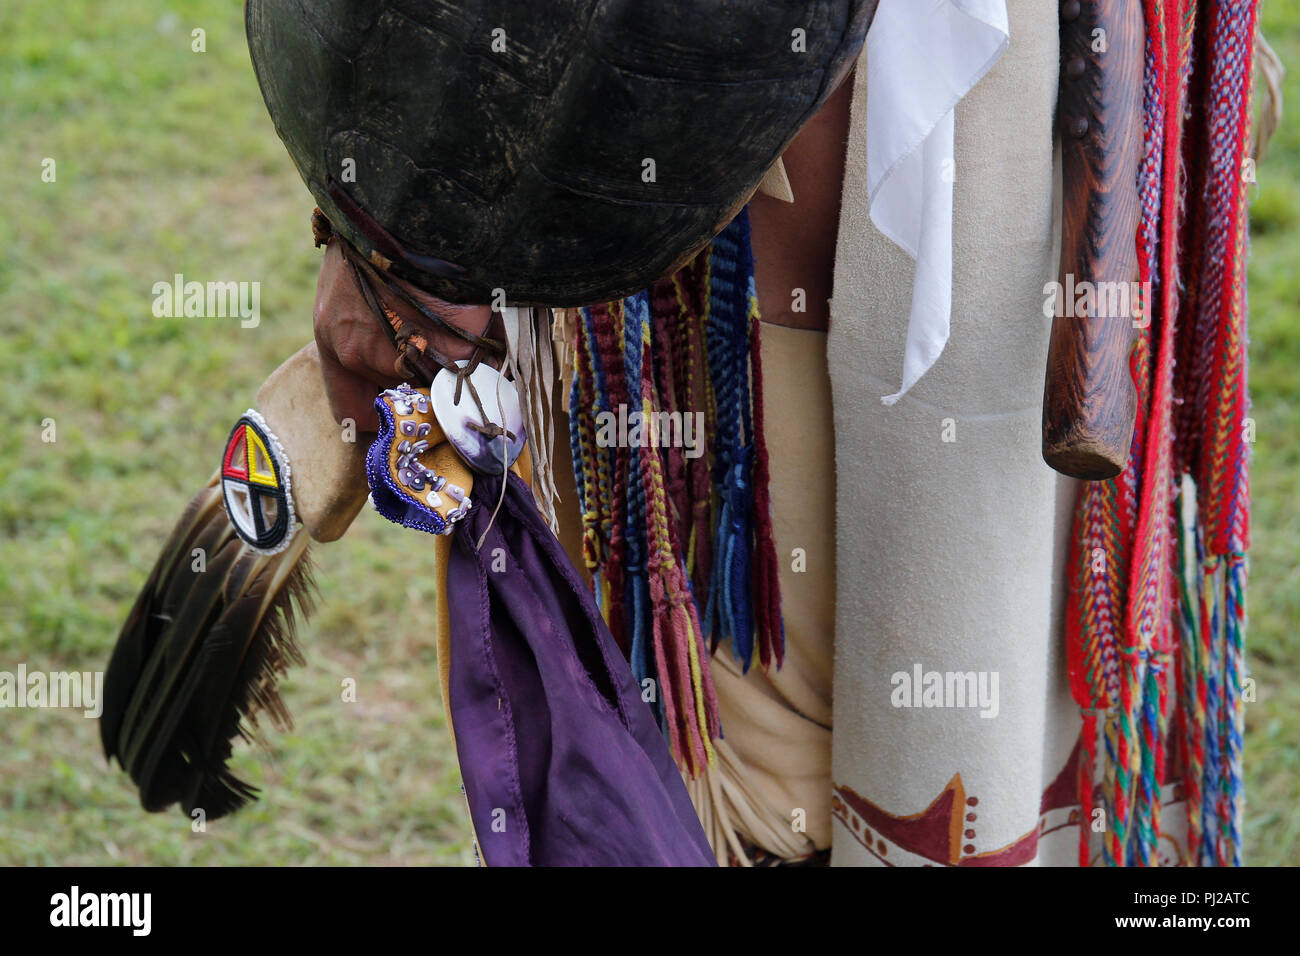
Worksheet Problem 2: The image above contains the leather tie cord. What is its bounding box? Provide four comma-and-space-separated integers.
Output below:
312, 208, 509, 435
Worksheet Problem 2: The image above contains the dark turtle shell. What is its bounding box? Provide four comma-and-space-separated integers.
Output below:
246, 0, 876, 306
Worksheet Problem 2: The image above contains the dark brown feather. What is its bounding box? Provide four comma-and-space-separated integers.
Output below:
102, 472, 315, 819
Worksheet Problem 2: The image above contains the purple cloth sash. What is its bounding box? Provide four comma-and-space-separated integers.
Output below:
445, 472, 716, 866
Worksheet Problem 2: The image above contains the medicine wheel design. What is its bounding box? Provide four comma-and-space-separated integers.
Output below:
220, 413, 295, 552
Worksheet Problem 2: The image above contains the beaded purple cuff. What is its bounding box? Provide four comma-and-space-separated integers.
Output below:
366, 384, 472, 536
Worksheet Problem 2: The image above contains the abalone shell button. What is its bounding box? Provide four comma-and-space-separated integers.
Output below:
430, 360, 526, 475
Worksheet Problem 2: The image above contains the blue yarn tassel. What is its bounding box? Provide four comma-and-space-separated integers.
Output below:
623, 292, 655, 721
704, 209, 758, 669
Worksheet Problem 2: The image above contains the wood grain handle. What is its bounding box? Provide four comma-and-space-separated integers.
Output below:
1042, 0, 1144, 481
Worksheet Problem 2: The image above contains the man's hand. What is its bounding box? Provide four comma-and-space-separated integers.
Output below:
312, 240, 494, 431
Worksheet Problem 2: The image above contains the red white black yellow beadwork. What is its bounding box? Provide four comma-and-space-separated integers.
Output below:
220, 409, 297, 554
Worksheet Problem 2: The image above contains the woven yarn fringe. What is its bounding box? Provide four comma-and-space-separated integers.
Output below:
569, 207, 784, 774
1066, 0, 1257, 867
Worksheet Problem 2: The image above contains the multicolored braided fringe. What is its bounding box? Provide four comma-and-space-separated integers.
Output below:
569, 207, 784, 774
1066, 0, 1257, 867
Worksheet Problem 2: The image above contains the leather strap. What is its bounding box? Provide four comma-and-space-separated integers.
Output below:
312, 207, 509, 430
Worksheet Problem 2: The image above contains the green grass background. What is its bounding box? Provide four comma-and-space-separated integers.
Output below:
0, 1, 1295, 865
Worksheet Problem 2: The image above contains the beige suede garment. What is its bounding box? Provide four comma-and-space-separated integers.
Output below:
683, 324, 836, 863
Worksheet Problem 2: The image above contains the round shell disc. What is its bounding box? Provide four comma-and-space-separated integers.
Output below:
430, 361, 526, 475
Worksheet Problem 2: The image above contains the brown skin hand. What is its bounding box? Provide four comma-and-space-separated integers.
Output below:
312, 239, 493, 432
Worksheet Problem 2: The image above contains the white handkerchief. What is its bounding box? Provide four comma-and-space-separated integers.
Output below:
866, 0, 1010, 404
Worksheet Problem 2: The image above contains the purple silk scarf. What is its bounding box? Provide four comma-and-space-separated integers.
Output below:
445, 472, 716, 867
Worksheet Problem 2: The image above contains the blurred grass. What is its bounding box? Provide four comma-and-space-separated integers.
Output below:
0, 0, 1295, 866
0, 0, 473, 865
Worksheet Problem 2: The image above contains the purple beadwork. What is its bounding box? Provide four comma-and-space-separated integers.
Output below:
368, 385, 472, 536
